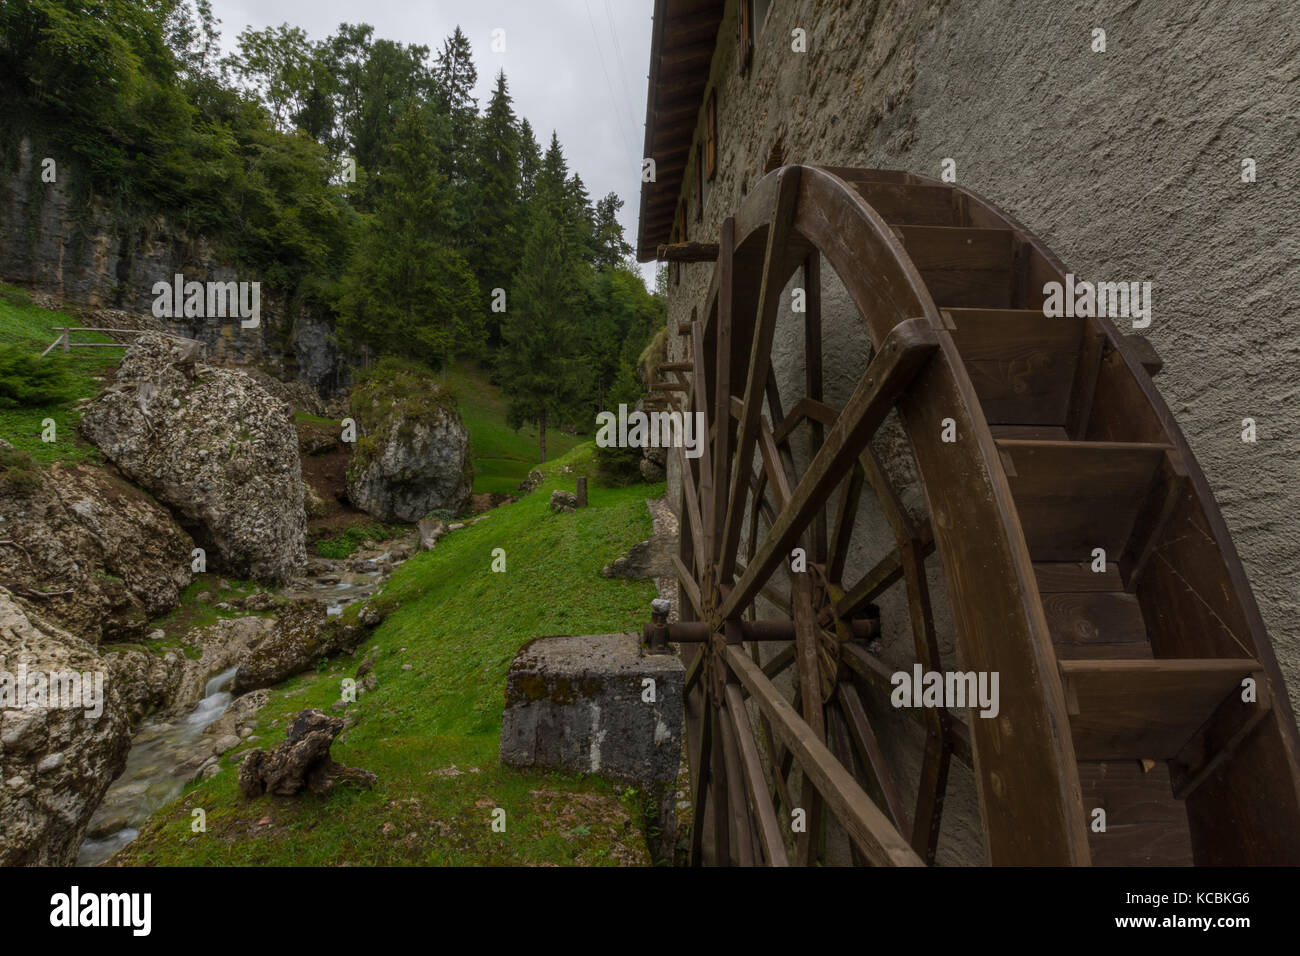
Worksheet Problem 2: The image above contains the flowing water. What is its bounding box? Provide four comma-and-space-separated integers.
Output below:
76, 542, 409, 866
77, 666, 238, 866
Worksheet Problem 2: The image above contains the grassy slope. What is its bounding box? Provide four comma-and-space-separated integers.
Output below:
0, 284, 117, 463
443, 362, 583, 495
118, 444, 665, 866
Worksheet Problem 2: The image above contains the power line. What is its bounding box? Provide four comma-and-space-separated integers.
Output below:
603, 0, 639, 124
584, 0, 634, 160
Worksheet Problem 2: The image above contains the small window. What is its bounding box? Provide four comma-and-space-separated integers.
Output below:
740, 0, 775, 72
695, 149, 704, 221
705, 90, 717, 181
737, 0, 751, 73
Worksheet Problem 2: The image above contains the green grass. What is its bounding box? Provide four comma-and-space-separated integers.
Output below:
294, 411, 336, 426
0, 283, 118, 464
443, 362, 584, 494
133, 575, 273, 650
314, 522, 409, 559
117, 443, 665, 866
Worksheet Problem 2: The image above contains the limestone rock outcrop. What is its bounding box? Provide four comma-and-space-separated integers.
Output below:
549, 490, 578, 513
345, 363, 472, 523
79, 333, 307, 582
0, 447, 193, 644
0, 587, 132, 866
232, 601, 374, 694
0, 138, 348, 396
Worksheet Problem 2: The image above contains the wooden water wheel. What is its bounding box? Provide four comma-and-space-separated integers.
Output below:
647, 165, 1300, 866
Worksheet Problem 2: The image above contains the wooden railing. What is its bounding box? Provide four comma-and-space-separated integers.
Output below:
39, 327, 151, 358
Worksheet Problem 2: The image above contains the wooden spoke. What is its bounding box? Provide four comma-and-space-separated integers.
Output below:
772, 397, 838, 446
684, 645, 704, 694
710, 707, 731, 865
689, 694, 712, 866
718, 694, 755, 865
718, 168, 803, 581
761, 643, 796, 679
723, 684, 787, 865
792, 572, 826, 736
835, 523, 935, 619
838, 682, 912, 840
672, 554, 702, 616
690, 318, 714, 540
756, 418, 793, 513
804, 252, 828, 563
911, 717, 954, 864
676, 444, 708, 573
826, 703, 868, 867
710, 218, 736, 561
718, 318, 938, 623
726, 646, 923, 866
827, 464, 864, 585
860, 443, 916, 540
840, 642, 973, 767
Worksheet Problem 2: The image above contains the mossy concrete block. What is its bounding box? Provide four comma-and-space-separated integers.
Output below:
499, 634, 683, 787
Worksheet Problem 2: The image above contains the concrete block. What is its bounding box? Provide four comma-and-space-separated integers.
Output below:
499, 634, 683, 788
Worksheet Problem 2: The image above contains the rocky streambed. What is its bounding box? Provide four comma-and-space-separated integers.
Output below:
76, 533, 421, 866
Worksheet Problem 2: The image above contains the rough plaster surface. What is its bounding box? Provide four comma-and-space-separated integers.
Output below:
661, 0, 1298, 863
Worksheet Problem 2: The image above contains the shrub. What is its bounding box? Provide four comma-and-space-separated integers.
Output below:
0, 344, 76, 408
595, 357, 647, 487
0, 444, 42, 495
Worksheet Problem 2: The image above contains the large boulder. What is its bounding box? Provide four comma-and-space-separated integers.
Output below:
345, 361, 472, 523
232, 601, 375, 693
0, 587, 132, 866
0, 445, 193, 644
79, 333, 307, 582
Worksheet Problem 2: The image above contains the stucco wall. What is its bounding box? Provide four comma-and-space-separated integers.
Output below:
659, 0, 1298, 863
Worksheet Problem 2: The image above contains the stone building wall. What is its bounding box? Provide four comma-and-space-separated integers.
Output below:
659, 0, 1299, 863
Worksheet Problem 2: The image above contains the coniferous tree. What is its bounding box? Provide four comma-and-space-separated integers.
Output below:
0, 6, 669, 468
473, 69, 520, 344
517, 118, 543, 202
593, 192, 634, 269
337, 102, 482, 370
433, 25, 477, 231
566, 172, 597, 263
498, 208, 588, 462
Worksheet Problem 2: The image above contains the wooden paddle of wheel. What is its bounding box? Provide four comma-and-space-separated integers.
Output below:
648, 165, 1300, 867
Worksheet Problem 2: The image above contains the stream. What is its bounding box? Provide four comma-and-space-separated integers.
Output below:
77, 666, 238, 866
76, 541, 412, 866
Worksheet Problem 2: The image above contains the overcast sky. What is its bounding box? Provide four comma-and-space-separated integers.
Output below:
208, 0, 656, 284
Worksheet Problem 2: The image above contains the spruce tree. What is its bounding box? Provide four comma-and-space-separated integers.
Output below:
593, 192, 633, 269
433, 25, 477, 230
498, 208, 588, 462
517, 118, 543, 202
337, 102, 483, 369
473, 69, 520, 344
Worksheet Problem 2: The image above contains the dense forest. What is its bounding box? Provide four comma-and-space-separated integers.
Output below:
0, 0, 663, 451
